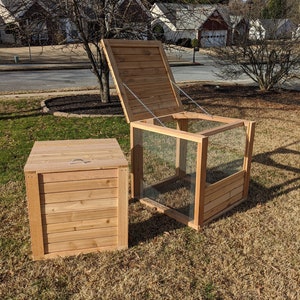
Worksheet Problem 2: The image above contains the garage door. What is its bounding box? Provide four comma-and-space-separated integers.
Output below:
200, 30, 227, 48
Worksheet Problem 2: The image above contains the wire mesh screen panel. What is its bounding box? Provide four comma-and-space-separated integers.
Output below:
206, 125, 246, 184
141, 130, 198, 220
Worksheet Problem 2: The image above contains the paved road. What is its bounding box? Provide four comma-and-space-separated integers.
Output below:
0, 65, 253, 92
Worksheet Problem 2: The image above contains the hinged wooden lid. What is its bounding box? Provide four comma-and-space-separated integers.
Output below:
101, 39, 184, 123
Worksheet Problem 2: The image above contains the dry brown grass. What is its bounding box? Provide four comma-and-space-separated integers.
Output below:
0, 85, 299, 299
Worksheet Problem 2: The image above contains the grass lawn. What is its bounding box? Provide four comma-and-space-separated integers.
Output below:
0, 85, 299, 299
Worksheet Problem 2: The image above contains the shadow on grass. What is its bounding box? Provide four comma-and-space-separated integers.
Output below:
129, 199, 185, 247
0, 108, 42, 120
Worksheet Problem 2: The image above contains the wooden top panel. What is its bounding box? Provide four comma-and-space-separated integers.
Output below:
24, 139, 128, 173
101, 39, 184, 123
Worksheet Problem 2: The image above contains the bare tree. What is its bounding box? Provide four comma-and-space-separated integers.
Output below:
215, 0, 300, 91
53, 0, 152, 103
1, 0, 151, 103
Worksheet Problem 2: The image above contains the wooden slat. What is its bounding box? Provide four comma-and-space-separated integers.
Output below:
112, 46, 160, 56
40, 169, 117, 183
117, 61, 165, 70
40, 178, 118, 194
46, 236, 117, 253
205, 171, 245, 197
114, 54, 162, 63
119, 67, 167, 78
205, 178, 244, 205
43, 207, 117, 224
46, 227, 118, 244
42, 198, 117, 214
199, 121, 244, 137
123, 75, 170, 85
125, 82, 173, 95
203, 192, 243, 221
131, 121, 205, 143
172, 112, 244, 124
41, 188, 118, 204
204, 184, 244, 213
44, 217, 118, 234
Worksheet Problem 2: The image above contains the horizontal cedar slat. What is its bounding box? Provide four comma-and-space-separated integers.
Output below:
44, 217, 118, 234
203, 192, 243, 221
112, 46, 160, 55
204, 185, 244, 213
29, 151, 123, 162
40, 178, 118, 193
205, 171, 245, 196
115, 54, 162, 63
46, 235, 117, 253
43, 207, 117, 224
204, 176, 244, 204
30, 143, 119, 152
124, 75, 171, 85
41, 188, 118, 204
119, 67, 167, 77
46, 227, 118, 243
117, 61, 164, 70
42, 198, 118, 214
40, 169, 117, 183
127, 83, 173, 96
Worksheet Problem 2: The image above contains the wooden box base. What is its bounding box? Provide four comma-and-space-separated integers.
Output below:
24, 139, 128, 260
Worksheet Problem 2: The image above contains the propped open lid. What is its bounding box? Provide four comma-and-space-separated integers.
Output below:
101, 39, 184, 123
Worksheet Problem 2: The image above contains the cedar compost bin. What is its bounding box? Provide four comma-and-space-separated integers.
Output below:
24, 139, 128, 260
101, 39, 255, 230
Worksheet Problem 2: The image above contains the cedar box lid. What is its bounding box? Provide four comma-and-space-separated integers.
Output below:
24, 139, 128, 173
101, 39, 184, 123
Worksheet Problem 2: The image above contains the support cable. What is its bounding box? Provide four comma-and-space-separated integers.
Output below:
171, 81, 213, 118
123, 83, 166, 127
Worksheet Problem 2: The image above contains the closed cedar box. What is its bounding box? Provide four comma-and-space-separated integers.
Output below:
24, 139, 128, 260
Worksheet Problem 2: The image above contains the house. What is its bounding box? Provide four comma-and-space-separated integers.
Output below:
230, 15, 248, 44
150, 3, 231, 48
249, 19, 296, 40
0, 0, 20, 44
0, 0, 71, 45
0, 0, 151, 45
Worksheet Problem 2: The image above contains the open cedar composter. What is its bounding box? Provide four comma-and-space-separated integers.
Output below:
101, 39, 255, 230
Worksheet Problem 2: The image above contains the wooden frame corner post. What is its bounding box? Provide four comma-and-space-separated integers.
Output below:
117, 166, 128, 249
25, 172, 44, 260
193, 137, 208, 229
130, 124, 143, 199
243, 121, 256, 198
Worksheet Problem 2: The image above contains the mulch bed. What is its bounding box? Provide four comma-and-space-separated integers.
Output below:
44, 84, 299, 116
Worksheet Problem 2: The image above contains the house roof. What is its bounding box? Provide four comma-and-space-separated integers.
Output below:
151, 3, 231, 30
117, 0, 151, 22
0, 0, 58, 23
